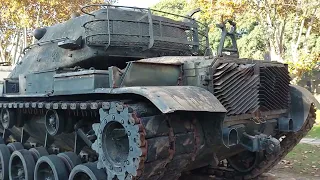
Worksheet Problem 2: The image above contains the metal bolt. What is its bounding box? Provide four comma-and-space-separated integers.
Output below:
130, 147, 133, 151
129, 118, 135, 125
121, 119, 124, 124
112, 115, 115, 120
126, 160, 130, 165
102, 102, 110, 109
116, 104, 124, 112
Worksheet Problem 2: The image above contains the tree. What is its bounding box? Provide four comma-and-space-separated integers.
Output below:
152, 0, 195, 20
196, 0, 247, 23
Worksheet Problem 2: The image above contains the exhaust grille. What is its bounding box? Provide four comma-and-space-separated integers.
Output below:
213, 63, 259, 115
259, 66, 291, 111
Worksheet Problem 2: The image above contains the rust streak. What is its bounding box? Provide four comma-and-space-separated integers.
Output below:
166, 116, 176, 160
192, 117, 200, 161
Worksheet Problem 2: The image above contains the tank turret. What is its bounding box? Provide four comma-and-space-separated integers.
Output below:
10, 5, 207, 78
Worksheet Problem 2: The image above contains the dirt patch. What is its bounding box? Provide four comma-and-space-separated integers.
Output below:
265, 167, 320, 180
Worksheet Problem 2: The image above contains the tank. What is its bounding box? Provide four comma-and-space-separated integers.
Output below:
0, 4, 319, 180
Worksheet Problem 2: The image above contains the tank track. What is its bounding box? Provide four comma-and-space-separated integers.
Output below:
185, 104, 317, 180
1, 100, 315, 179
0, 100, 200, 180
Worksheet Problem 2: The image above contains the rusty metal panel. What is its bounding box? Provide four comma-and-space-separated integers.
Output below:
108, 86, 227, 113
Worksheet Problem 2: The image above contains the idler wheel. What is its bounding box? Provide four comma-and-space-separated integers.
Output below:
1, 109, 16, 129
9, 149, 35, 180
45, 110, 64, 136
7, 142, 24, 153
0, 144, 11, 180
34, 155, 69, 180
57, 152, 82, 172
68, 162, 108, 180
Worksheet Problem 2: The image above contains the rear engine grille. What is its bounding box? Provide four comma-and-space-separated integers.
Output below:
259, 66, 291, 111
213, 63, 259, 115
213, 62, 290, 116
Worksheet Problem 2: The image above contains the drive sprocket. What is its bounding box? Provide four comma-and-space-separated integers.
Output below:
92, 102, 147, 180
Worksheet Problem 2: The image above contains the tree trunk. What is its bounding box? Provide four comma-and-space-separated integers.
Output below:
269, 39, 282, 62
0, 44, 6, 62
13, 30, 21, 64
303, 8, 318, 53
291, 18, 305, 63
33, 4, 42, 44
23, 27, 28, 49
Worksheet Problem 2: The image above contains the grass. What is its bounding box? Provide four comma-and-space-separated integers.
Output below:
277, 143, 320, 177
307, 110, 320, 139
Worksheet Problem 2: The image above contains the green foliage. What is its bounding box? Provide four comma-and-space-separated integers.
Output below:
237, 25, 267, 60
235, 13, 267, 60
152, 0, 193, 21
153, 0, 320, 78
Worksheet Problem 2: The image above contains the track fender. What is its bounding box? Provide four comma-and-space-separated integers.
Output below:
110, 86, 227, 113
290, 85, 319, 131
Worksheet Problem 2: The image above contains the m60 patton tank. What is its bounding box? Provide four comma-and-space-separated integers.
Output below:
0, 4, 319, 180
